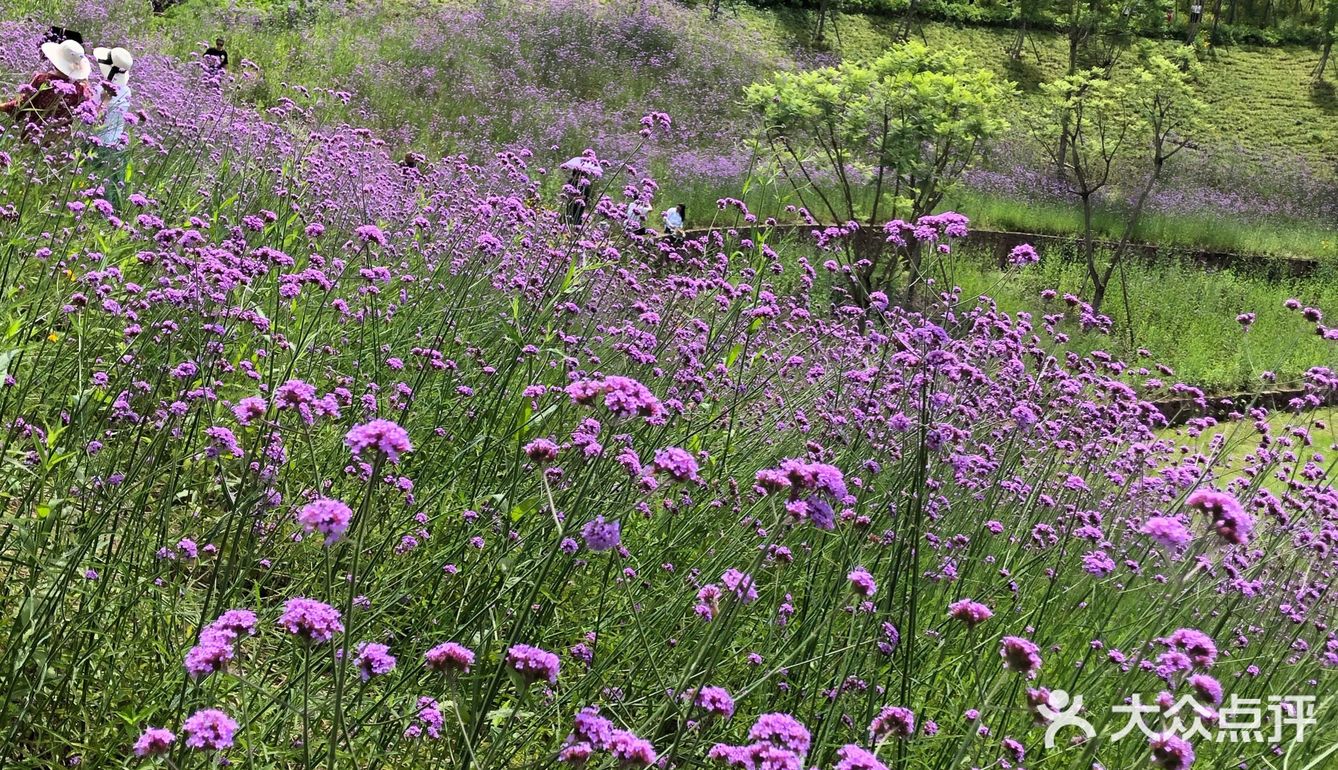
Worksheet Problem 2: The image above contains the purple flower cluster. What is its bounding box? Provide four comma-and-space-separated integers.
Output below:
868, 705, 915, 741
948, 599, 993, 627
1185, 489, 1254, 545
999, 636, 1042, 678
652, 446, 701, 482
506, 643, 560, 685
345, 419, 413, 463
181, 709, 237, 751
354, 642, 397, 681
581, 516, 622, 552
559, 707, 656, 767
694, 686, 736, 719
425, 642, 475, 673
296, 497, 353, 545
566, 375, 664, 421
184, 609, 258, 680
847, 567, 877, 597
277, 597, 344, 644
709, 712, 812, 768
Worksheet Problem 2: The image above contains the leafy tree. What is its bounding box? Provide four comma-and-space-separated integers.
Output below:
745, 42, 1010, 303
1030, 52, 1204, 313
1052, 0, 1167, 178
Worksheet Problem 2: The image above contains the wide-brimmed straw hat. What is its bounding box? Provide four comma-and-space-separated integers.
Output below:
40, 39, 91, 81
560, 155, 603, 179
93, 46, 134, 84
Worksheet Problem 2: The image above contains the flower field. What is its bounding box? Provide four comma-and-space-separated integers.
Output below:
1, 7, 1337, 770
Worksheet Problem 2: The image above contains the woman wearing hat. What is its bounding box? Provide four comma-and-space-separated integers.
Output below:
0, 39, 96, 145
92, 47, 134, 205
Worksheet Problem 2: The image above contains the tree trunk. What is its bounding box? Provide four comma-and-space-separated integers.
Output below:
816, 0, 830, 42
904, 238, 924, 308
1056, 34, 1081, 181
1010, 18, 1028, 59
1094, 156, 1163, 312
1080, 194, 1105, 307
1091, 271, 1110, 311
899, 0, 919, 41
1315, 38, 1333, 80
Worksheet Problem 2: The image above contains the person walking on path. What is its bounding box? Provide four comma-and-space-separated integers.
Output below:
91, 46, 134, 206
0, 39, 96, 146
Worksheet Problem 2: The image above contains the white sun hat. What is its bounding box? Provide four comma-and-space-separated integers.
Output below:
560, 155, 603, 178
93, 47, 134, 85
40, 39, 92, 81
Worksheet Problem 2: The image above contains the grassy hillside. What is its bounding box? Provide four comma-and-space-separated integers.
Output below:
27, 0, 1338, 259
743, 10, 1338, 170
150, 1, 1338, 173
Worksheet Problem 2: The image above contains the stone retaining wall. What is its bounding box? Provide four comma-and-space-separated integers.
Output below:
685, 224, 1324, 279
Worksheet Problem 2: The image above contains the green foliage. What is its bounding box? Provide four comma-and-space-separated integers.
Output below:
1033, 67, 1142, 189
739, 0, 1333, 44
745, 41, 1012, 301
747, 41, 1011, 226
944, 188, 1338, 259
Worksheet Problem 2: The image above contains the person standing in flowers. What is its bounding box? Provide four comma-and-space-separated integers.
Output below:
624, 198, 651, 236
203, 38, 229, 70
559, 154, 601, 228
661, 202, 686, 243
91, 46, 134, 207
0, 39, 96, 146
39, 26, 83, 58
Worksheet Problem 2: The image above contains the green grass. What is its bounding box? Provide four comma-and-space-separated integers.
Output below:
945, 189, 1338, 260
672, 176, 1338, 263
919, 243, 1338, 392
1158, 406, 1338, 492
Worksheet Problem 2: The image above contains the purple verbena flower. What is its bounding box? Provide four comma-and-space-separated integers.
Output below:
506, 643, 560, 685
345, 419, 413, 463
277, 597, 343, 643
425, 642, 475, 674
133, 727, 175, 757
582, 516, 621, 552
948, 599, 993, 627
296, 497, 353, 545
354, 642, 397, 681
869, 705, 915, 741
1000, 636, 1042, 678
181, 709, 237, 751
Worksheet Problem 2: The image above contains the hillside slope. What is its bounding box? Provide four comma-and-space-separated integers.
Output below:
151, 1, 1338, 171
744, 9, 1338, 170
